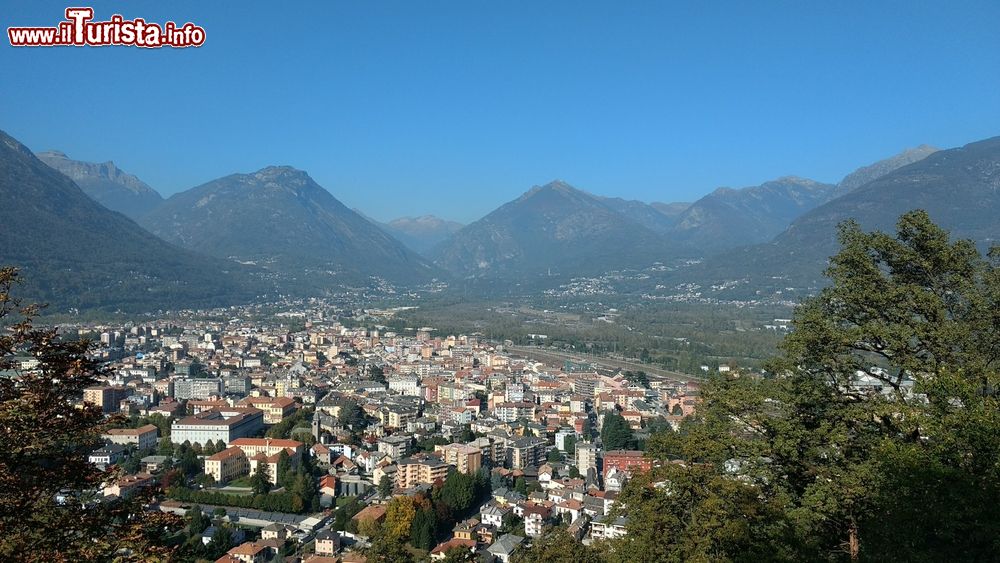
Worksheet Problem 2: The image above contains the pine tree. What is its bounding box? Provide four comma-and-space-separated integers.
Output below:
600, 413, 634, 450
249, 462, 272, 495
378, 474, 393, 497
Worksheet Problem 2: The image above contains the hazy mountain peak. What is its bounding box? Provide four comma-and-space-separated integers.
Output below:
254, 164, 304, 178
378, 215, 464, 255
388, 215, 462, 228
35, 148, 163, 219
834, 144, 939, 196
519, 179, 582, 201
701, 136, 1000, 296
673, 175, 837, 253
768, 175, 825, 187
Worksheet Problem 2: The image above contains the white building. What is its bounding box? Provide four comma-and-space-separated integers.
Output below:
576, 442, 598, 473
388, 376, 421, 397
170, 407, 264, 445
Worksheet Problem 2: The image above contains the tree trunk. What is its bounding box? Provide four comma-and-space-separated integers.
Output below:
848, 519, 860, 561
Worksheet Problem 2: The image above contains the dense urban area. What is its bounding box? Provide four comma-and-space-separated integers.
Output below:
28, 299, 702, 562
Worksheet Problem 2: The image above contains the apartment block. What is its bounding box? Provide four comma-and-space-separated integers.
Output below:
395, 456, 451, 489
434, 443, 482, 474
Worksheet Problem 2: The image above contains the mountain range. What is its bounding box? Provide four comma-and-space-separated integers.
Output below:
687, 138, 998, 295
669, 176, 838, 253
0, 130, 265, 312
8, 123, 994, 311
428, 144, 943, 280
141, 166, 438, 286
35, 150, 163, 219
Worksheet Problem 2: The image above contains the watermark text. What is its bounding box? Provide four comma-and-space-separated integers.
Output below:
8, 7, 205, 48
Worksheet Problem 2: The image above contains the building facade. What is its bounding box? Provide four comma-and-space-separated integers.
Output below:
103, 424, 159, 450
170, 407, 264, 445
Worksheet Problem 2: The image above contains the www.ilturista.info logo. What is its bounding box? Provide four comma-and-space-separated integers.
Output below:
8, 7, 205, 48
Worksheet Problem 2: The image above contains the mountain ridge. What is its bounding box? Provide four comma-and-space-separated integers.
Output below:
0, 130, 266, 312
35, 150, 163, 219
142, 166, 440, 286
431, 180, 685, 278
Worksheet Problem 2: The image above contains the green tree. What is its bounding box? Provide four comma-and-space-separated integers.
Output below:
619, 212, 1000, 562
178, 446, 201, 476
442, 545, 476, 562
249, 462, 272, 495
514, 527, 602, 563
458, 424, 476, 443
600, 413, 634, 451
186, 505, 208, 534
158, 436, 174, 456
207, 524, 234, 557
441, 470, 475, 513
563, 435, 576, 455
366, 531, 414, 563
409, 506, 437, 550
276, 449, 291, 487
378, 474, 393, 497
514, 476, 527, 496
338, 402, 368, 430
202, 440, 218, 456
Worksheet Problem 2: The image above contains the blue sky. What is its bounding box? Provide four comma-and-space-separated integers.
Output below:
2, 1, 999, 223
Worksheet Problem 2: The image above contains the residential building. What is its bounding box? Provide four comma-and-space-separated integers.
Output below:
229, 437, 304, 460
434, 443, 482, 474
506, 437, 546, 470
314, 529, 339, 556
576, 442, 598, 473
430, 538, 477, 561
103, 424, 159, 450
396, 456, 451, 489
261, 523, 294, 542
602, 450, 652, 479
173, 378, 224, 400
103, 473, 155, 497
522, 503, 552, 537
219, 541, 272, 563
377, 435, 412, 461
205, 447, 250, 484
239, 396, 296, 424
487, 534, 524, 563
590, 515, 628, 540
141, 455, 169, 472
83, 385, 129, 414
89, 443, 126, 468
228, 437, 304, 485
480, 501, 514, 529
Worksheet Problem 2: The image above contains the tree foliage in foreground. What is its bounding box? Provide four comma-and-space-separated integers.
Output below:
514, 527, 603, 563
612, 212, 1000, 562
0, 267, 181, 561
